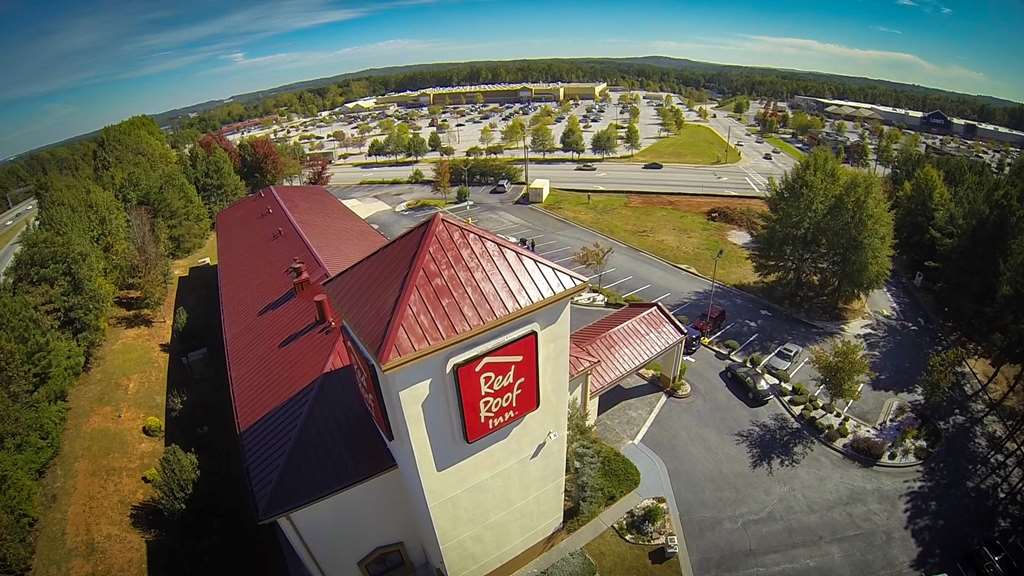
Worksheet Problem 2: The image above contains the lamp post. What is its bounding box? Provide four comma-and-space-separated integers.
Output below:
706, 248, 724, 327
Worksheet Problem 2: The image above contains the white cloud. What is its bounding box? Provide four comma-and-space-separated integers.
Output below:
896, 0, 917, 6
871, 25, 903, 34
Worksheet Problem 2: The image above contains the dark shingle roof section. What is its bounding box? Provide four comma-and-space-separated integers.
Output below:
325, 213, 587, 368
217, 186, 392, 521
570, 303, 686, 395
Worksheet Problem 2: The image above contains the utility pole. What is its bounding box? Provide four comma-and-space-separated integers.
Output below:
706, 248, 724, 327
523, 135, 530, 188
725, 125, 732, 159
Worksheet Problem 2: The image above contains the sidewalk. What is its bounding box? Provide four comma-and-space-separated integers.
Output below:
515, 441, 693, 576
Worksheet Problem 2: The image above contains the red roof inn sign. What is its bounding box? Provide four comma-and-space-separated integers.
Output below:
456, 333, 540, 443
343, 327, 394, 441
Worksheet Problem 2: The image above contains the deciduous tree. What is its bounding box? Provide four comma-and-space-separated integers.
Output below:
811, 339, 873, 406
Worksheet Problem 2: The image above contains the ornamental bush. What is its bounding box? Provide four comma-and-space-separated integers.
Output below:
825, 429, 842, 443
791, 382, 809, 396
848, 435, 888, 460
838, 424, 851, 438
723, 339, 740, 351
788, 395, 809, 406
142, 467, 160, 484
748, 353, 765, 367
813, 418, 828, 433
143, 416, 164, 438
152, 444, 200, 518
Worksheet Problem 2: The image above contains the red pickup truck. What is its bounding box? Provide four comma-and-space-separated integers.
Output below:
690, 306, 726, 338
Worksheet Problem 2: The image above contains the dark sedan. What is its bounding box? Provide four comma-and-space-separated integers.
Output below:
642, 162, 663, 169
725, 363, 772, 404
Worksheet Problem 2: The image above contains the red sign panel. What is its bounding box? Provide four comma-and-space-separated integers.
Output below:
343, 326, 393, 441
455, 332, 540, 443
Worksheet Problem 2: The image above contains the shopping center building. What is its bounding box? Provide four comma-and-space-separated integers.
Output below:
216, 185, 685, 576
377, 82, 608, 107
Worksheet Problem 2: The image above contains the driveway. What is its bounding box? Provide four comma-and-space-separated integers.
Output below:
643, 347, 921, 576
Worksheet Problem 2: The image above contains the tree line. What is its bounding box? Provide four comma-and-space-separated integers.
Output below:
0, 114, 311, 573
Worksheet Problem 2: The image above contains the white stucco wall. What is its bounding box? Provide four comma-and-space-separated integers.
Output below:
281, 468, 427, 576
379, 299, 573, 576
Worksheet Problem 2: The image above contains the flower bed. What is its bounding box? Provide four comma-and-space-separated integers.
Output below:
613, 497, 673, 545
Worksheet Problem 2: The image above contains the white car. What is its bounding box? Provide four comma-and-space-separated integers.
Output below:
4, 220, 12, 226
768, 343, 803, 373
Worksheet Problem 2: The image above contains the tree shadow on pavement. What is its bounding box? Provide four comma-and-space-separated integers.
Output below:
904, 404, 1024, 574
734, 412, 815, 475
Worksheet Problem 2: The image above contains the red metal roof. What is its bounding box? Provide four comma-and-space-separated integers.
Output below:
217, 186, 391, 520
570, 303, 686, 395
324, 212, 587, 368
569, 342, 600, 378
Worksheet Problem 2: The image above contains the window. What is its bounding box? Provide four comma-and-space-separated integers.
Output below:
358, 543, 413, 576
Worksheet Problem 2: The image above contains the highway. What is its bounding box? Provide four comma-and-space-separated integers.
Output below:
331, 157, 790, 196
0, 198, 36, 280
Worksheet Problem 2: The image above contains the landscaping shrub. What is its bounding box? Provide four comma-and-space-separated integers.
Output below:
152, 444, 200, 518
168, 388, 187, 418
747, 353, 765, 367
791, 382, 808, 396
774, 369, 791, 383
538, 550, 597, 576
838, 424, 851, 438
455, 185, 470, 203
800, 406, 813, 419
142, 467, 160, 484
722, 339, 740, 351
813, 418, 828, 433
913, 445, 929, 460
825, 429, 842, 443
173, 306, 189, 336
143, 416, 164, 438
822, 402, 834, 414
645, 361, 662, 373
788, 395, 808, 406
407, 168, 425, 183
810, 398, 823, 410
848, 435, 888, 460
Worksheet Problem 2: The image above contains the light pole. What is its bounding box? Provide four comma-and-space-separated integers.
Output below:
706, 248, 724, 327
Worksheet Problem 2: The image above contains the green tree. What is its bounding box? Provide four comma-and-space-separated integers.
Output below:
502, 116, 527, 147
751, 148, 893, 306
790, 112, 824, 136
811, 339, 873, 406
428, 131, 442, 152
433, 159, 452, 203
590, 127, 618, 157
916, 347, 965, 410
152, 445, 200, 519
185, 146, 246, 220
561, 115, 586, 159
573, 242, 614, 287
834, 120, 847, 135
698, 106, 709, 121
405, 133, 429, 160
625, 123, 641, 155
894, 164, 953, 267
479, 125, 494, 146
530, 123, 556, 157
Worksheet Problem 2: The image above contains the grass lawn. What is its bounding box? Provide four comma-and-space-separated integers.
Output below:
406, 198, 449, 209
765, 136, 804, 160
626, 125, 740, 165
714, 95, 746, 110
0, 212, 34, 247
31, 235, 223, 576
544, 190, 760, 286
584, 528, 681, 576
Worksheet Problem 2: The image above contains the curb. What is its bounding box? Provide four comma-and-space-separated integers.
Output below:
532, 205, 828, 332
556, 187, 764, 199
773, 391, 923, 469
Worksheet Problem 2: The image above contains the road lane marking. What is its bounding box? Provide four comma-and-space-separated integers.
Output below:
594, 185, 605, 190
652, 292, 672, 302
623, 284, 651, 297
604, 276, 633, 288
587, 267, 616, 280
539, 246, 571, 256
634, 393, 668, 443
744, 177, 760, 194
536, 240, 557, 247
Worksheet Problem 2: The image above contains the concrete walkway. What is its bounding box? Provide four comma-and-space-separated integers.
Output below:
514, 441, 693, 576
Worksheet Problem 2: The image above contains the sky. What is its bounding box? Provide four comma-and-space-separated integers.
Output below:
0, 0, 1021, 159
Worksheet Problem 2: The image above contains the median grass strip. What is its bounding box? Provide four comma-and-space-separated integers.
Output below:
625, 125, 740, 165
765, 136, 804, 159
0, 213, 33, 247
544, 190, 758, 286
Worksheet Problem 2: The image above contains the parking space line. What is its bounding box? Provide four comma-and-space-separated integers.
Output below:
535, 240, 557, 247
652, 292, 671, 302
744, 177, 760, 194
604, 276, 632, 288
759, 346, 782, 369
634, 394, 667, 443
527, 234, 544, 240
671, 302, 693, 315
707, 321, 736, 341
553, 256, 574, 263
734, 333, 759, 354
790, 358, 808, 377
587, 267, 616, 280
622, 284, 650, 297
489, 223, 520, 232
571, 264, 587, 270
539, 246, 570, 256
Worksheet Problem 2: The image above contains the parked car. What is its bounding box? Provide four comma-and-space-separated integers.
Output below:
763, 153, 773, 160
725, 363, 772, 404
767, 343, 802, 374
755, 137, 765, 144
491, 180, 510, 194
690, 306, 726, 338
735, 141, 745, 147
772, 147, 781, 154
643, 162, 664, 169
961, 535, 1023, 576
683, 325, 703, 355
576, 163, 597, 171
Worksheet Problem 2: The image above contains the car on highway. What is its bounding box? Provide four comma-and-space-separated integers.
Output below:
4, 220, 12, 226
576, 163, 597, 171
767, 343, 802, 374
763, 153, 773, 160
755, 137, 764, 144
642, 162, 663, 169
735, 141, 745, 147
725, 363, 772, 404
